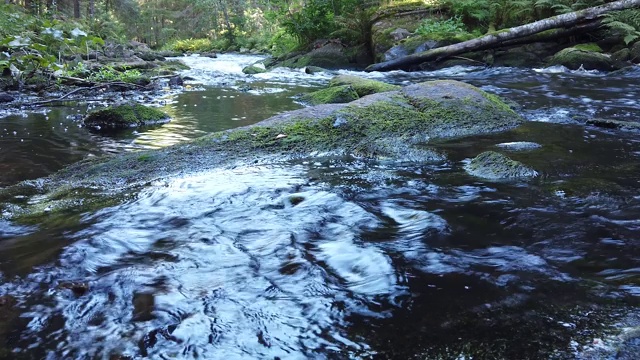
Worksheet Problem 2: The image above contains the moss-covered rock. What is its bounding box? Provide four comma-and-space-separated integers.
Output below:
612, 48, 631, 62
83, 104, 170, 131
544, 177, 623, 198
300, 85, 360, 105
631, 41, 640, 63
548, 47, 614, 71
2, 80, 522, 223
573, 43, 603, 53
303, 66, 328, 74
328, 75, 400, 97
465, 151, 538, 180
242, 65, 266, 74
275, 43, 351, 69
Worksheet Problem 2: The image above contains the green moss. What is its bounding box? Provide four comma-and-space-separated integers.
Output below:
573, 43, 603, 53
548, 47, 613, 71
84, 104, 170, 130
301, 85, 360, 105
242, 65, 267, 74
465, 151, 538, 179
276, 50, 350, 69
328, 75, 400, 97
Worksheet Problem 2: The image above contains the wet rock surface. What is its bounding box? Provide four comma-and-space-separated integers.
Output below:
0, 93, 14, 103
548, 47, 616, 71
83, 104, 170, 131
465, 151, 538, 179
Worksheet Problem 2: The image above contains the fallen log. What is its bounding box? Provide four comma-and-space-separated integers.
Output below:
366, 0, 640, 72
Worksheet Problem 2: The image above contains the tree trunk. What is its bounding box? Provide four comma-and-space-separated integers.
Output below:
366, 0, 640, 72
218, 0, 234, 43
88, 0, 94, 19
499, 19, 602, 48
73, 0, 80, 18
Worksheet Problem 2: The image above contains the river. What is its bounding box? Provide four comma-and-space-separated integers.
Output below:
0, 54, 639, 359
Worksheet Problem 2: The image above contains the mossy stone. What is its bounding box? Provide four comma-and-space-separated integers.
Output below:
84, 104, 170, 131
465, 151, 538, 180
573, 43, 603, 53
612, 48, 631, 62
301, 85, 360, 105
276, 44, 351, 69
548, 47, 614, 71
328, 75, 400, 97
242, 65, 266, 74
631, 41, 640, 63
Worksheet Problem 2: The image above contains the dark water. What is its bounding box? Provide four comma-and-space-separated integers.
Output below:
0, 56, 640, 359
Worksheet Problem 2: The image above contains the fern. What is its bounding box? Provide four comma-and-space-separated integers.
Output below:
603, 9, 640, 45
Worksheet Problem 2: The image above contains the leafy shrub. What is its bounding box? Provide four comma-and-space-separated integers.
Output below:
278, 0, 337, 46
603, 9, 640, 45
85, 66, 143, 83
416, 16, 467, 36
268, 29, 300, 57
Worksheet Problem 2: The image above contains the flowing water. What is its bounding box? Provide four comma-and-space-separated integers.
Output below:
0, 54, 640, 359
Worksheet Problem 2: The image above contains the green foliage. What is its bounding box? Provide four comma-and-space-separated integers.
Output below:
267, 29, 299, 57
332, 2, 377, 47
163, 38, 214, 53
86, 66, 143, 83
443, 0, 536, 30
603, 10, 640, 45
278, 0, 337, 46
416, 16, 467, 35
533, 0, 605, 14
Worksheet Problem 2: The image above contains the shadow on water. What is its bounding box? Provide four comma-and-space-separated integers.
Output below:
1, 57, 640, 358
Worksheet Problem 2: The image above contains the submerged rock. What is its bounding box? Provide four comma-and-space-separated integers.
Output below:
301, 85, 360, 105
586, 118, 640, 131
465, 151, 538, 179
303, 66, 328, 74
0, 93, 14, 103
83, 104, 170, 131
495, 141, 542, 151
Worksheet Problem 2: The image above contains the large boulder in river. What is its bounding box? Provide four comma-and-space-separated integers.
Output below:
548, 47, 614, 71
2, 80, 522, 221
84, 104, 170, 131
465, 151, 538, 180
